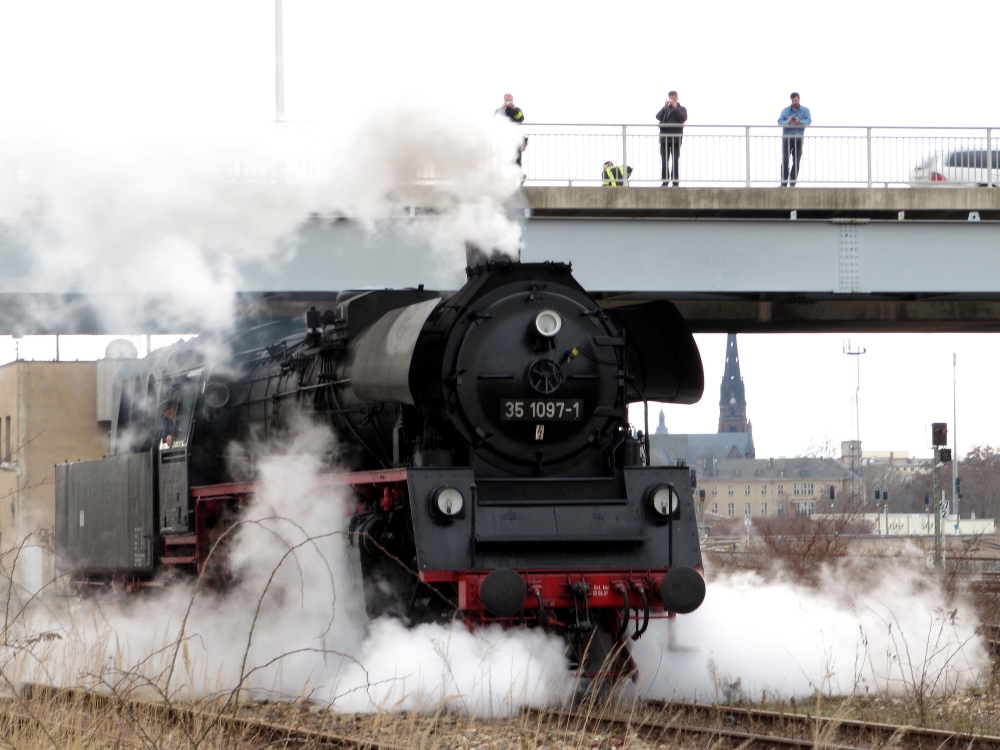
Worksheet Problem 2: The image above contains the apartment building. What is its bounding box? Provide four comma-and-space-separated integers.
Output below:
691, 457, 855, 518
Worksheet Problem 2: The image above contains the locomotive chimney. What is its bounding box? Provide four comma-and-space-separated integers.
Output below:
464, 241, 520, 269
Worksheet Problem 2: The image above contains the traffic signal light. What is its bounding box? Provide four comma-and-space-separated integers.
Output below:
699, 489, 706, 503
932, 423, 948, 446
939, 448, 952, 463
829, 486, 835, 500
925, 491, 930, 507
956, 478, 962, 499
874, 489, 881, 500
690, 471, 697, 488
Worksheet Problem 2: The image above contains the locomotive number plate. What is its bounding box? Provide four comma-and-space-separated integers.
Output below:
500, 399, 583, 421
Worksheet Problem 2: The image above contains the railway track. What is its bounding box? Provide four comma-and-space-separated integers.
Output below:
549, 700, 1000, 750
13, 684, 402, 749
10, 684, 1000, 749
545, 707, 867, 749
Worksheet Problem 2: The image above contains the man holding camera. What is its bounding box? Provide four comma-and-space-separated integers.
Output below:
656, 91, 687, 187
778, 92, 811, 187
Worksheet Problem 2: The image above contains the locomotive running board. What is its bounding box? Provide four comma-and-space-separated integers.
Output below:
190, 468, 410, 499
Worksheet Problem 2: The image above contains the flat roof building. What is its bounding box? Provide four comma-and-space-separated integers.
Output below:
0, 342, 136, 595
862, 450, 930, 480
677, 457, 856, 519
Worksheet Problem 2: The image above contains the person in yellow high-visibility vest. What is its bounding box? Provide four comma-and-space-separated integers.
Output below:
601, 161, 632, 186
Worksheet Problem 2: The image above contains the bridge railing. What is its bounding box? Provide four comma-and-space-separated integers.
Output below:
519, 125, 999, 187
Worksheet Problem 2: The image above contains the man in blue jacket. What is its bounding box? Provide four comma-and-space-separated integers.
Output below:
778, 93, 811, 187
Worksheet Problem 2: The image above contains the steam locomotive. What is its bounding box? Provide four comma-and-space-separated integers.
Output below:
55, 260, 706, 674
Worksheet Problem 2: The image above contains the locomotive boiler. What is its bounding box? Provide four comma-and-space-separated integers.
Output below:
55, 260, 707, 674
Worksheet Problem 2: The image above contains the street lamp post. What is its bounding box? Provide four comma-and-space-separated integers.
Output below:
275, 0, 285, 122
843, 341, 866, 505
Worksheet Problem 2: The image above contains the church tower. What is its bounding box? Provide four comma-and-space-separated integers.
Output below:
718, 334, 749, 433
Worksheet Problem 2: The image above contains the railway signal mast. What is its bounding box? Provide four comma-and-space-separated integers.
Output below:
931, 422, 952, 568
953, 353, 960, 536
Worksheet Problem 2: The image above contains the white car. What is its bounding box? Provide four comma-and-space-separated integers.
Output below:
911, 148, 1000, 186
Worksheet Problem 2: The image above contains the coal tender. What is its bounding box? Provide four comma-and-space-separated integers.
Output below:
56, 260, 707, 675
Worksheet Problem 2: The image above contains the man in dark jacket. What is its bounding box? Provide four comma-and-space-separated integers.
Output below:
495, 93, 526, 166
655, 91, 687, 186
159, 402, 178, 449
602, 161, 632, 186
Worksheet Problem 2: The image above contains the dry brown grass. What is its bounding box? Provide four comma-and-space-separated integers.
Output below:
0, 685, 691, 750
0, 644, 999, 747
0, 690, 268, 749
0, 519, 997, 746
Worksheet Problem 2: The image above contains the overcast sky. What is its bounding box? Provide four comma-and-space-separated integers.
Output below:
640, 333, 997, 460
2, 0, 999, 128
1, 1, 999, 459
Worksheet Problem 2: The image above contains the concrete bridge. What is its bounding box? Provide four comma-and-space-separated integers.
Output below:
231, 185, 1000, 334
1, 185, 1000, 334
518, 186, 1000, 333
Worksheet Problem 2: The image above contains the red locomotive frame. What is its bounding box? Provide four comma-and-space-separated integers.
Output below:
82, 468, 695, 677
170, 471, 681, 631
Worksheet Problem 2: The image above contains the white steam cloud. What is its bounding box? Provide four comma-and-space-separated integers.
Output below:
0, 113, 525, 333
633, 564, 989, 702
3, 427, 989, 712
325, 114, 525, 273
6, 421, 568, 715
0, 113, 540, 714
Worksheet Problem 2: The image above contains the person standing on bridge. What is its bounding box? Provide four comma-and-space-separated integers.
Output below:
656, 92, 687, 186
496, 93, 527, 167
778, 92, 811, 187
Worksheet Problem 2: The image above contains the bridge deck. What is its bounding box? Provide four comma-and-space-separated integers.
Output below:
522, 186, 1000, 220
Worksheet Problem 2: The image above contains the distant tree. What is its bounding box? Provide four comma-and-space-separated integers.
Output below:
949, 444, 1000, 520
894, 444, 1000, 520
798, 437, 838, 459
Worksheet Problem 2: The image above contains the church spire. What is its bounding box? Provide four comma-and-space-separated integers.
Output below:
718, 333, 749, 433
655, 407, 668, 434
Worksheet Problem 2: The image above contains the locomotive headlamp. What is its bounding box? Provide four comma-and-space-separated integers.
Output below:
431, 487, 465, 518
647, 484, 679, 518
534, 310, 562, 337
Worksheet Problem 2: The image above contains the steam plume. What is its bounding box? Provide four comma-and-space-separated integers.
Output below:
0, 113, 525, 334
4, 420, 569, 715
632, 563, 989, 701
